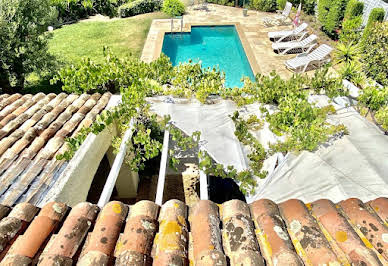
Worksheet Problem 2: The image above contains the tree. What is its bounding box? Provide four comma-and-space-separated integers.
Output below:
0, 0, 57, 92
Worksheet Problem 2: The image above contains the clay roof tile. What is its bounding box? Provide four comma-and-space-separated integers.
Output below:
221, 200, 260, 260
82, 201, 128, 257
77, 250, 110, 266
152, 200, 188, 260
250, 199, 302, 265
129, 200, 159, 220
8, 203, 39, 222
189, 200, 223, 261
339, 198, 388, 260
368, 197, 388, 225
311, 199, 381, 264
38, 202, 68, 221
278, 199, 340, 265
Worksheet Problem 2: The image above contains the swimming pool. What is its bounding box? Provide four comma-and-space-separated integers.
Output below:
162, 25, 255, 88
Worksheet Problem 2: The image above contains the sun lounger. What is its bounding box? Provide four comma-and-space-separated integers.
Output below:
285, 44, 333, 73
268, 23, 308, 42
272, 34, 317, 54
263, 2, 292, 26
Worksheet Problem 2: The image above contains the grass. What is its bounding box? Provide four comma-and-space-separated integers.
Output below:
48, 12, 168, 64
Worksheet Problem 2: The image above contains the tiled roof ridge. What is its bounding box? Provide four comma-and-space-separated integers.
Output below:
0, 197, 387, 265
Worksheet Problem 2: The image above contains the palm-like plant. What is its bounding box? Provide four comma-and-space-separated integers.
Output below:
339, 60, 366, 87
334, 41, 362, 65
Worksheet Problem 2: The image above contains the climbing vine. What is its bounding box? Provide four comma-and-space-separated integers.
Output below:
55, 48, 352, 195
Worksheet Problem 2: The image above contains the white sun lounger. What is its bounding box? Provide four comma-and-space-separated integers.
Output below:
272, 34, 317, 55
263, 2, 292, 26
285, 44, 333, 73
268, 23, 308, 42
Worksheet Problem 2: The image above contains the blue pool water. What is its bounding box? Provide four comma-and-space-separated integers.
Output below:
162, 26, 255, 88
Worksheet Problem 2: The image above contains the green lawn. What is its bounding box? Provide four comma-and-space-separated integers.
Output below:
48, 12, 168, 64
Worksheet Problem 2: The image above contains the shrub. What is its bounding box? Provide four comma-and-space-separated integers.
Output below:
339, 0, 363, 43
277, 0, 286, 9
0, 0, 58, 92
362, 22, 388, 86
118, 0, 162, 17
318, 0, 349, 39
344, 0, 363, 19
250, 0, 277, 12
50, 0, 93, 23
50, 0, 128, 22
301, 0, 317, 15
340, 16, 363, 43
283, 0, 316, 15
162, 0, 185, 17
363, 7, 385, 40
376, 106, 388, 131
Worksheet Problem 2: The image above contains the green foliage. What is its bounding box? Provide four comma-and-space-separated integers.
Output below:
361, 22, 388, 86
277, 0, 286, 9
283, 0, 317, 15
164, 62, 224, 103
376, 106, 388, 131
363, 8, 385, 41
118, 0, 162, 17
318, 0, 349, 39
50, 0, 128, 22
308, 66, 347, 98
250, 0, 277, 12
344, 0, 363, 19
198, 151, 261, 195
0, 0, 58, 92
206, 0, 235, 7
334, 41, 361, 64
338, 61, 366, 87
339, 16, 363, 43
162, 0, 185, 17
302, 0, 317, 15
51, 48, 173, 93
340, 0, 364, 43
56, 48, 353, 196
358, 85, 388, 112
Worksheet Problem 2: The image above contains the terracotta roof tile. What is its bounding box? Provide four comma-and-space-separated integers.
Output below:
250, 199, 302, 265
278, 199, 340, 264
368, 197, 388, 226
339, 198, 388, 261
82, 201, 128, 258
310, 199, 381, 265
189, 200, 226, 264
114, 201, 159, 264
221, 200, 262, 262
0, 197, 388, 265
152, 200, 188, 263
0, 92, 111, 207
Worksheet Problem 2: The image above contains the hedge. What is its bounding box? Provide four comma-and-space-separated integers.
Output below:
50, 0, 128, 23
318, 0, 350, 39
362, 22, 388, 86
340, 0, 364, 43
162, 0, 185, 17
363, 8, 385, 41
118, 0, 162, 17
344, 0, 364, 19
250, 0, 277, 12
207, 0, 236, 6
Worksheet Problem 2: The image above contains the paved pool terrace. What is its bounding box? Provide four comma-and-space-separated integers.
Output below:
141, 4, 296, 79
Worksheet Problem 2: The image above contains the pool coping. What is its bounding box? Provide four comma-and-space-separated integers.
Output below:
151, 21, 261, 75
